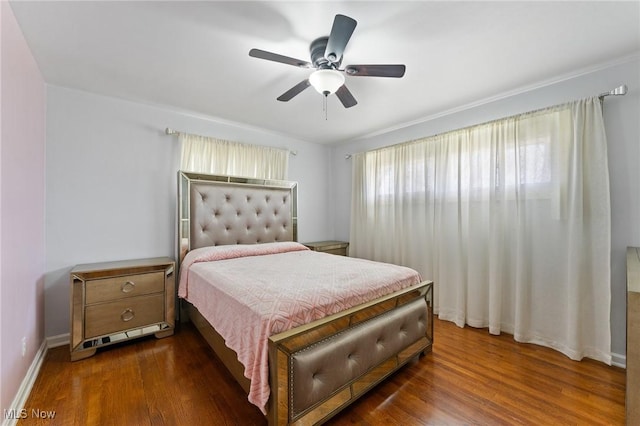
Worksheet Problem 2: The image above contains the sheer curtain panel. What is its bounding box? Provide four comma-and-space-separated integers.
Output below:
350, 97, 611, 364
180, 133, 289, 180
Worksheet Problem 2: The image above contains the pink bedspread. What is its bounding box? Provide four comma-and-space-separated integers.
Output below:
178, 242, 421, 413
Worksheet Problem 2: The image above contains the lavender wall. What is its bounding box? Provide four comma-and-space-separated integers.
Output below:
0, 0, 46, 413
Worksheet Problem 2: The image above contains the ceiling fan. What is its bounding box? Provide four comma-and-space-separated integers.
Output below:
249, 14, 406, 108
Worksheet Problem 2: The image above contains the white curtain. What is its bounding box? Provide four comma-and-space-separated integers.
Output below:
350, 97, 611, 364
180, 133, 289, 180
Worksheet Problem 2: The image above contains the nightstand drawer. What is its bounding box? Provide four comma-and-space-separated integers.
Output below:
303, 241, 349, 256
85, 293, 165, 338
85, 271, 164, 304
322, 247, 348, 256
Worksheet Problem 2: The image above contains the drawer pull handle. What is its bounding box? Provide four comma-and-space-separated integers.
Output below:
121, 308, 135, 322
121, 281, 136, 293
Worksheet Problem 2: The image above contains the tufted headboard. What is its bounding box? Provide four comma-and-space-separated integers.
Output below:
178, 171, 298, 262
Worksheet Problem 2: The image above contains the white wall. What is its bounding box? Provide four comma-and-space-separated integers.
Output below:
330, 57, 640, 360
45, 86, 332, 337
0, 0, 46, 413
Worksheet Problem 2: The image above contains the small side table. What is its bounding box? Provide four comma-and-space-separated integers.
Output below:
302, 240, 349, 256
70, 257, 175, 361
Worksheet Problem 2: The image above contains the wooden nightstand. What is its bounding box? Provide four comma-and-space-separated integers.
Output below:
70, 257, 175, 361
303, 241, 349, 256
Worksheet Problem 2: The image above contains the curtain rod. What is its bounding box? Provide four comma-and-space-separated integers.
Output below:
344, 83, 628, 160
164, 127, 297, 156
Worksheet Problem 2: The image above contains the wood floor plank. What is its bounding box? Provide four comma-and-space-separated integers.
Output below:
17, 318, 624, 425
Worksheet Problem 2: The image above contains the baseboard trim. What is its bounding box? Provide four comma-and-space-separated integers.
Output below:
1, 340, 48, 426
46, 333, 70, 349
611, 352, 626, 369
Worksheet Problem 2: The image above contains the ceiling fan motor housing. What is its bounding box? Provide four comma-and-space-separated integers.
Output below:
310, 37, 339, 69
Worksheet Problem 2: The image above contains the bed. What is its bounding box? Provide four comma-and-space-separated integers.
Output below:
177, 171, 433, 425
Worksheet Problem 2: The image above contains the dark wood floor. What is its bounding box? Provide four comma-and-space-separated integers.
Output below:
19, 318, 625, 425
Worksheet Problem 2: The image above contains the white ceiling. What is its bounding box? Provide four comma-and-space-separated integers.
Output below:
9, 1, 640, 144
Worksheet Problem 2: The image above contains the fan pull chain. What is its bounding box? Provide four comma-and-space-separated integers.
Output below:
322, 94, 328, 120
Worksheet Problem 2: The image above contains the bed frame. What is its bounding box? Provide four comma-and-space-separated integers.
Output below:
177, 171, 433, 425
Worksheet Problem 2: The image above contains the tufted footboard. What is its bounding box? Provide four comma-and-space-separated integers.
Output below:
268, 281, 433, 425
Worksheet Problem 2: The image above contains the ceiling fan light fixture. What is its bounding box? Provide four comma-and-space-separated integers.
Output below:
309, 69, 345, 95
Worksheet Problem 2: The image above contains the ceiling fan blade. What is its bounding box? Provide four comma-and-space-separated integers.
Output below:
277, 80, 311, 102
325, 14, 357, 64
345, 64, 406, 78
249, 48, 311, 68
336, 85, 357, 108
